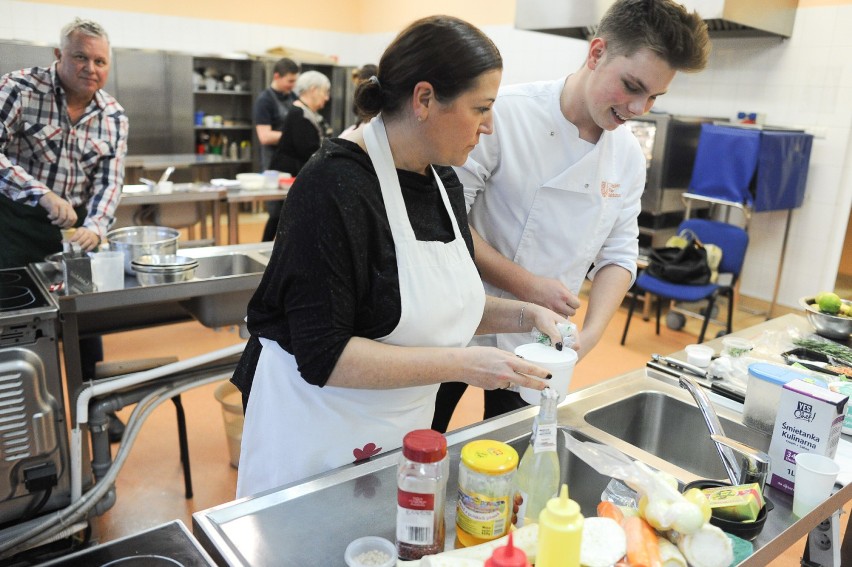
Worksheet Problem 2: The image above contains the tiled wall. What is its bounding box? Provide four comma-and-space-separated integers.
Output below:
2, 0, 850, 309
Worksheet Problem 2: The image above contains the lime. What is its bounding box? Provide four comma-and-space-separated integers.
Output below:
815, 291, 831, 304
818, 293, 842, 315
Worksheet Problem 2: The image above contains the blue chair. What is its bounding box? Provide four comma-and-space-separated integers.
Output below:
621, 218, 749, 345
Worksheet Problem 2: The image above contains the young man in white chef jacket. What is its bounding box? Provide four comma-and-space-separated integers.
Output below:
433, 0, 712, 427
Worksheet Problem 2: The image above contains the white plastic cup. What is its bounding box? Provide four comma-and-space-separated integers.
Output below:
262, 170, 281, 190
513, 343, 578, 405
90, 251, 125, 292
156, 180, 174, 194
793, 453, 840, 517
685, 344, 714, 368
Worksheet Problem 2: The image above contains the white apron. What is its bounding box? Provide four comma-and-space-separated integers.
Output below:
237, 115, 486, 497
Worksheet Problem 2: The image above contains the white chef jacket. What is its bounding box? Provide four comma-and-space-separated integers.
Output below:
457, 77, 646, 351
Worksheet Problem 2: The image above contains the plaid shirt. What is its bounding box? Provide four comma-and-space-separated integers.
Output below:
0, 63, 129, 239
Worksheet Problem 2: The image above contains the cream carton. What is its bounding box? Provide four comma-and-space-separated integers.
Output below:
767, 379, 848, 494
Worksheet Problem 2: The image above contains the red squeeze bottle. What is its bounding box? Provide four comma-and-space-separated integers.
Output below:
484, 533, 531, 567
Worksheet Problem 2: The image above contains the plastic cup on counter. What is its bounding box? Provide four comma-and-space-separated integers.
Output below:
792, 453, 840, 517
513, 343, 578, 405
262, 170, 281, 190
685, 344, 714, 368
90, 251, 125, 292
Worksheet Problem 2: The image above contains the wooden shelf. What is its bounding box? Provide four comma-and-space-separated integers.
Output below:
194, 125, 252, 131
193, 90, 252, 96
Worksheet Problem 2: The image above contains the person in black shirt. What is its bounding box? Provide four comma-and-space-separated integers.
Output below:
253, 58, 300, 240
233, 16, 568, 497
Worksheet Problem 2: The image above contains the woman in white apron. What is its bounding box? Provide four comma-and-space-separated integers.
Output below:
234, 16, 567, 498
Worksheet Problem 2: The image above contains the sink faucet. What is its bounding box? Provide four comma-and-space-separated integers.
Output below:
678, 374, 770, 490
678, 374, 742, 485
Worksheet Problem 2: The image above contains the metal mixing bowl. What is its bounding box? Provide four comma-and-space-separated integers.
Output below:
107, 226, 180, 274
131, 254, 198, 286
800, 296, 852, 340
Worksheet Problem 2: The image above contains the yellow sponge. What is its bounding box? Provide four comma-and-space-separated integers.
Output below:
701, 483, 764, 522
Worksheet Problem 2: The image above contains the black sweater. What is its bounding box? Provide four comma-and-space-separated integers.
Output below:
232, 137, 475, 396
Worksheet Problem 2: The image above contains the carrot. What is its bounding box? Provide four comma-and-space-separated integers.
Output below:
597, 501, 625, 523
622, 516, 662, 567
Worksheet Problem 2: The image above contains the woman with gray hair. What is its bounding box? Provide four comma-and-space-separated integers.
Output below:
265, 70, 331, 239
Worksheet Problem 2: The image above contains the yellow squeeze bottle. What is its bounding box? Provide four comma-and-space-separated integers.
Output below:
535, 484, 583, 567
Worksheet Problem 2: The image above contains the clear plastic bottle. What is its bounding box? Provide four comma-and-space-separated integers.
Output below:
536, 484, 583, 567
514, 387, 560, 526
396, 429, 448, 560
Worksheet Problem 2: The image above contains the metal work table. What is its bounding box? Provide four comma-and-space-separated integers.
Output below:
31, 242, 270, 423
224, 180, 293, 244
117, 184, 226, 244
192, 314, 851, 566
124, 154, 248, 169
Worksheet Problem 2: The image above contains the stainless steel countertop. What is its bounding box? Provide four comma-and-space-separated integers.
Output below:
31, 242, 271, 315
191, 314, 852, 566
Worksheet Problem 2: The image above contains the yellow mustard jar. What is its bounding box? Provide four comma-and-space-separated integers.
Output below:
455, 440, 519, 547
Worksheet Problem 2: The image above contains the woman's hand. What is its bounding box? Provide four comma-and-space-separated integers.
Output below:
460, 346, 552, 391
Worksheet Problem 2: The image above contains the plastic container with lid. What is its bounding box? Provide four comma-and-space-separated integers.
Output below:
743, 363, 824, 434
455, 440, 519, 547
396, 429, 448, 560
828, 381, 852, 435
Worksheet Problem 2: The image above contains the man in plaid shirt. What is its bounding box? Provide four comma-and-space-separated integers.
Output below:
0, 17, 128, 268
0, 18, 129, 440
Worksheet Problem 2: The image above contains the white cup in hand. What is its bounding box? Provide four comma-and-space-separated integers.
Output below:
513, 343, 578, 405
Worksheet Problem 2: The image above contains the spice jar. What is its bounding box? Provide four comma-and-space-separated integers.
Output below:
455, 440, 519, 547
396, 429, 448, 560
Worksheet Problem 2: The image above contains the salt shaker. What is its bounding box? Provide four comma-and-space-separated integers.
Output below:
396, 429, 448, 560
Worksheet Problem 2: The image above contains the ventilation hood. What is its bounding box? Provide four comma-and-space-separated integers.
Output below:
515, 0, 799, 40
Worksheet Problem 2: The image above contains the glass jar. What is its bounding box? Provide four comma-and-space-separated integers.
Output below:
455, 440, 519, 547
396, 429, 448, 560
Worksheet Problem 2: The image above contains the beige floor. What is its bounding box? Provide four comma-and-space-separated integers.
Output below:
81, 213, 839, 566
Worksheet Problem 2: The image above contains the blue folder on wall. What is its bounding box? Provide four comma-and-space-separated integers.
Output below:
688, 124, 813, 212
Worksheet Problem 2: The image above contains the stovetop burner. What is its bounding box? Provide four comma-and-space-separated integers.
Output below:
0, 272, 22, 285
0, 285, 35, 311
0, 267, 56, 316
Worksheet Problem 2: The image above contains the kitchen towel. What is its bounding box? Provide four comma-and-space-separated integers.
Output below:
689, 124, 760, 204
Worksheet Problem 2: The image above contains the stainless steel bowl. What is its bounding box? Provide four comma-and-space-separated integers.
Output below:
132, 254, 198, 286
107, 226, 180, 274
44, 252, 65, 272
800, 296, 852, 340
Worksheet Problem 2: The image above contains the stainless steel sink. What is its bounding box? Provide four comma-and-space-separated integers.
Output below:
177, 244, 272, 328
193, 253, 266, 279
584, 391, 769, 481
505, 428, 612, 516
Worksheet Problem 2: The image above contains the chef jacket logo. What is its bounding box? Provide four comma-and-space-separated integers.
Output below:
794, 401, 815, 422
600, 181, 622, 198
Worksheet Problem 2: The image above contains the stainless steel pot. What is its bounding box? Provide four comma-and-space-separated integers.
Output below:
106, 226, 180, 274
131, 254, 198, 286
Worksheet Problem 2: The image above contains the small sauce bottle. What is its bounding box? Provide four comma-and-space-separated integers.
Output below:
396, 429, 448, 560
455, 440, 519, 547
484, 532, 531, 567
536, 484, 583, 567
